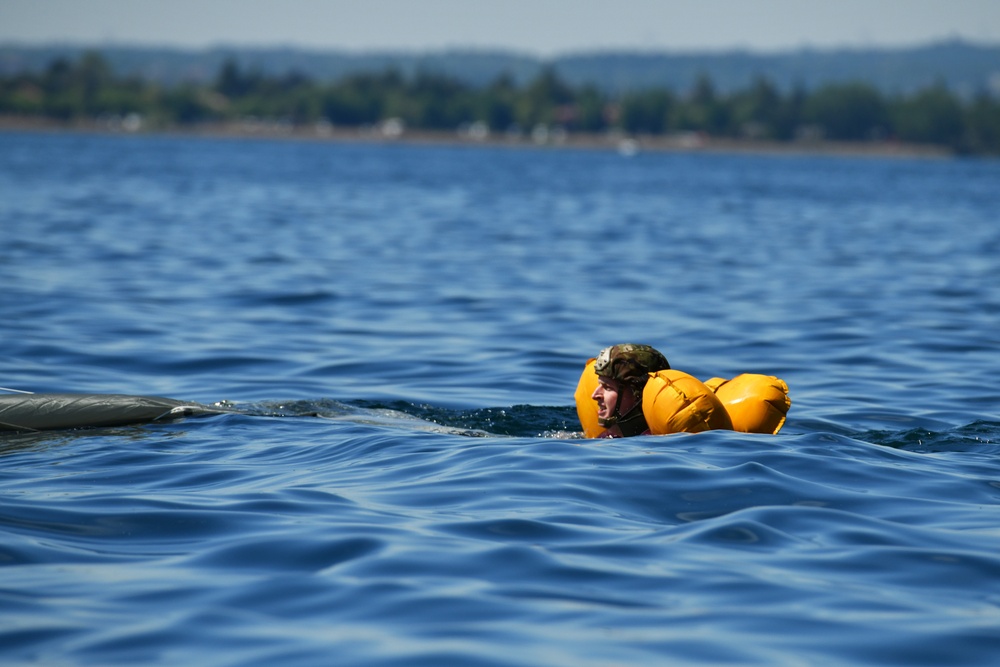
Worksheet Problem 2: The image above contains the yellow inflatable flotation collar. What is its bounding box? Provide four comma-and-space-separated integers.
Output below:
574, 359, 604, 438
574, 361, 790, 437
704, 374, 790, 435
642, 370, 733, 434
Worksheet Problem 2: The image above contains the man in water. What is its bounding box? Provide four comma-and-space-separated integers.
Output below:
590, 343, 671, 438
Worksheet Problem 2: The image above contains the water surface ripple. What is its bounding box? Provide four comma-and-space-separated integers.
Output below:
2, 132, 999, 665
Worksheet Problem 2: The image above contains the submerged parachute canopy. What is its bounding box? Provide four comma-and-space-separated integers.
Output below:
0, 393, 225, 432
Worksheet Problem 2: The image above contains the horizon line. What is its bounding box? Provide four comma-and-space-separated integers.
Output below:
1, 35, 998, 59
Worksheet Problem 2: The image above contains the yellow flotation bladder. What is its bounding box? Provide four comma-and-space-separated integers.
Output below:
574, 358, 604, 438
642, 370, 734, 434
574, 362, 790, 437
704, 374, 790, 435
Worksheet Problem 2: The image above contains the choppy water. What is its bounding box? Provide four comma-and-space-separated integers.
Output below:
2, 130, 999, 666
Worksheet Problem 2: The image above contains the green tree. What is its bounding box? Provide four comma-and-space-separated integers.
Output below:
676, 74, 731, 134
163, 85, 216, 123
40, 57, 82, 119
214, 58, 266, 99
964, 92, 1000, 154
0, 73, 44, 115
480, 73, 517, 131
78, 51, 113, 100
891, 84, 965, 148
321, 71, 402, 125
731, 77, 783, 139
400, 72, 471, 129
5, 50, 998, 154
573, 84, 608, 132
619, 89, 673, 133
518, 66, 573, 127
804, 83, 888, 141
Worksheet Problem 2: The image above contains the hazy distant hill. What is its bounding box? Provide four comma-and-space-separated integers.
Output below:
557, 41, 1000, 97
1, 40, 998, 96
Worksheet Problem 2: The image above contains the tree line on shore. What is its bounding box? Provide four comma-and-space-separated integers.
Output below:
2, 51, 998, 154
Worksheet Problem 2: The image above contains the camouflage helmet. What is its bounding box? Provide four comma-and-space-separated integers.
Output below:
593, 344, 670, 388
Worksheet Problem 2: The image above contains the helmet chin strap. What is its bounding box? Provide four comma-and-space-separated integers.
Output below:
613, 401, 650, 437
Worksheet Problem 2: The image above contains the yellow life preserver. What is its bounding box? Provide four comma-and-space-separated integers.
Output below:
575, 363, 734, 436
574, 358, 604, 438
704, 374, 790, 435
574, 360, 790, 437
642, 370, 734, 434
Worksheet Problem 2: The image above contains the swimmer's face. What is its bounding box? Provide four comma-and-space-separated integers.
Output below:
592, 377, 622, 421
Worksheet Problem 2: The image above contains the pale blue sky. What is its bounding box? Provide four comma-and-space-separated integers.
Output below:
2, 0, 999, 55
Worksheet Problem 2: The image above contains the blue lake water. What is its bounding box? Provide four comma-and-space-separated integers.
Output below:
2, 130, 999, 665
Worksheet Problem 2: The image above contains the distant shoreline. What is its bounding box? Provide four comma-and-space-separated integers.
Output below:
0, 115, 953, 160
